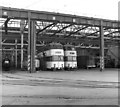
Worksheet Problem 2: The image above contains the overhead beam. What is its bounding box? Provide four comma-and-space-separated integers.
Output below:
1, 6, 120, 29
104, 31, 119, 36
36, 22, 57, 35
50, 24, 72, 36
66, 26, 88, 37
87, 27, 110, 36
2, 31, 120, 46
87, 30, 99, 36
4, 18, 10, 34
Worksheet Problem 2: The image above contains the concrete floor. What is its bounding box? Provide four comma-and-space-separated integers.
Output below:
2, 68, 118, 82
1, 69, 119, 105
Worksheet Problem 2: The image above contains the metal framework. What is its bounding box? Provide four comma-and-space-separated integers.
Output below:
0, 6, 120, 72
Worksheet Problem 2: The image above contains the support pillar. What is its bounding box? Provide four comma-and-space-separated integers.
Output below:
21, 33, 24, 69
0, 7, 2, 72
15, 39, 17, 68
30, 21, 36, 73
99, 20, 104, 71
28, 13, 31, 72
20, 20, 25, 69
28, 12, 36, 73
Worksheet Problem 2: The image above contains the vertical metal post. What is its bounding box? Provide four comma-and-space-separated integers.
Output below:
0, 7, 2, 107
99, 20, 104, 71
0, 51, 1, 72
15, 39, 17, 68
28, 12, 31, 72
118, 1, 120, 21
28, 12, 36, 73
20, 20, 25, 69
30, 21, 36, 73
0, 7, 2, 72
21, 33, 24, 69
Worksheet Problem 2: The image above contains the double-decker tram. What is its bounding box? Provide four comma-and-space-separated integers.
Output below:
38, 43, 64, 70
64, 44, 77, 70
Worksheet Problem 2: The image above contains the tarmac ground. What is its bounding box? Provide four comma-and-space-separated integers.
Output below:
1, 68, 119, 105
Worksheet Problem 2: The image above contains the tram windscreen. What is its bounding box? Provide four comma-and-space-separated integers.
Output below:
65, 56, 77, 61
72, 56, 77, 61
52, 56, 64, 61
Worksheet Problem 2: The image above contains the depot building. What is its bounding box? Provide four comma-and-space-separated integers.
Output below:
1, 7, 120, 72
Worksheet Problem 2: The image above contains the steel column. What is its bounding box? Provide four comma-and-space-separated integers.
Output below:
28, 12, 36, 73
99, 20, 104, 71
118, 1, 120, 21
0, 36, 1, 72
20, 20, 25, 69
15, 39, 17, 68
28, 12, 31, 72
30, 21, 36, 73
21, 33, 24, 69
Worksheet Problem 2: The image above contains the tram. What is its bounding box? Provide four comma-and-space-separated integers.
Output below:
38, 43, 64, 70
64, 44, 77, 70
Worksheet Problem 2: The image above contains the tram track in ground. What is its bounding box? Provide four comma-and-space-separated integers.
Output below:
2, 93, 118, 105
3, 94, 117, 100
2, 73, 118, 105
2, 72, 118, 84
2, 76, 118, 88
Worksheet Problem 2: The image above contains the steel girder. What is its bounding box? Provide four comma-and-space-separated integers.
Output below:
4, 18, 10, 34
1, 19, 120, 42
36, 22, 57, 35
1, 7, 120, 72
1, 7, 120, 44
1, 31, 119, 47
1, 7, 120, 29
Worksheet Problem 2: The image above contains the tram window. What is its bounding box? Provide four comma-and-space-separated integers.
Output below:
52, 56, 59, 61
67, 56, 72, 61
46, 57, 52, 61
72, 56, 76, 61
59, 56, 63, 61
52, 56, 63, 61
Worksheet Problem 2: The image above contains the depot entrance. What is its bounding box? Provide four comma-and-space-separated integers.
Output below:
2, 48, 28, 70
1, 7, 120, 73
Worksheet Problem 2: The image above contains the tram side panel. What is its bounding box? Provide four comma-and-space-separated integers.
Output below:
64, 50, 77, 70
45, 49, 64, 70
39, 49, 64, 70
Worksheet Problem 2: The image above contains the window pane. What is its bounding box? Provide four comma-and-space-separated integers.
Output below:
59, 56, 63, 61
73, 56, 76, 61
52, 56, 59, 61
67, 56, 72, 61
52, 56, 64, 61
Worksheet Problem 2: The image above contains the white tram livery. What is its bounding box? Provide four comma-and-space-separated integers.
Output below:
39, 43, 64, 70
64, 44, 77, 70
